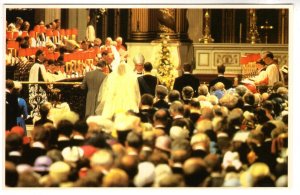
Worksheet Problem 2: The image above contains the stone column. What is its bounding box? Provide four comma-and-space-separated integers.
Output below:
77, 9, 88, 41
175, 9, 190, 42
68, 9, 88, 41
130, 9, 155, 41
34, 9, 45, 24
279, 9, 288, 44
186, 9, 203, 43
45, 9, 61, 24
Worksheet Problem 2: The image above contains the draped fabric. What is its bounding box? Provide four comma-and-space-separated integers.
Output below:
95, 63, 141, 119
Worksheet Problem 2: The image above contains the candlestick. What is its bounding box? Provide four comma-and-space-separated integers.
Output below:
199, 9, 214, 43
239, 23, 242, 43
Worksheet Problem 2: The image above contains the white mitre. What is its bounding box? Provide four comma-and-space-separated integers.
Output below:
133, 53, 145, 65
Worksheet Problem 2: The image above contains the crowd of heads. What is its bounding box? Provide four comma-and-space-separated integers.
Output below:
6, 16, 127, 78
5, 76, 288, 187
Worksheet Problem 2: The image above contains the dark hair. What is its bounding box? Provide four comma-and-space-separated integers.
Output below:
255, 108, 270, 125
182, 86, 194, 100
102, 51, 108, 57
155, 85, 168, 99
5, 162, 19, 187
261, 122, 276, 138
141, 94, 154, 106
126, 131, 143, 149
20, 39, 29, 48
256, 59, 266, 66
47, 59, 55, 65
40, 103, 50, 118
183, 159, 209, 187
168, 90, 181, 102
243, 92, 255, 106
217, 64, 226, 74
171, 118, 189, 129
189, 98, 200, 109
59, 47, 67, 54
6, 132, 23, 152
143, 62, 153, 72
74, 120, 88, 136
273, 81, 284, 92
15, 17, 23, 23
262, 100, 274, 111
15, 36, 23, 43
56, 120, 74, 137
182, 63, 192, 72
32, 125, 50, 143
96, 60, 106, 68
265, 51, 274, 59
116, 130, 131, 146
6, 79, 15, 90
253, 175, 275, 187
35, 49, 44, 59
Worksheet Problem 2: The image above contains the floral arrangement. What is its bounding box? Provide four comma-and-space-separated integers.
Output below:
156, 35, 176, 90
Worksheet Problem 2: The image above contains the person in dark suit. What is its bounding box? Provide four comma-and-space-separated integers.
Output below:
81, 60, 107, 117
138, 62, 158, 96
209, 64, 233, 91
173, 63, 200, 98
5, 80, 20, 131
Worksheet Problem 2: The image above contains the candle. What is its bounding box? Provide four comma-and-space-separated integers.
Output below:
239, 23, 242, 43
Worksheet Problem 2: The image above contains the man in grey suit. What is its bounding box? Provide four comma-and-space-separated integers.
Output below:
81, 60, 107, 117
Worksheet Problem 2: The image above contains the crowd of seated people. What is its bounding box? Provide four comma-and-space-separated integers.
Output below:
5, 79, 288, 187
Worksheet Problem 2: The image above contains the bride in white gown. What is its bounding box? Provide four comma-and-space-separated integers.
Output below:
95, 61, 141, 119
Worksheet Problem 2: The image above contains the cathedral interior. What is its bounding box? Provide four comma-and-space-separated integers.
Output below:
5, 7, 289, 117
3, 5, 291, 188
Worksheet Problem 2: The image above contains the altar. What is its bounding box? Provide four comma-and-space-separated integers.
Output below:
192, 43, 288, 74
126, 42, 288, 84
192, 43, 288, 83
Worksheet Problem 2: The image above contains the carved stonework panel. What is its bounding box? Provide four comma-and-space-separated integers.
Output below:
214, 52, 240, 67
274, 53, 288, 66
196, 52, 210, 68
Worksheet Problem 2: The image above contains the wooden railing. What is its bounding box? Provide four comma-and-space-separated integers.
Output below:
19, 81, 82, 85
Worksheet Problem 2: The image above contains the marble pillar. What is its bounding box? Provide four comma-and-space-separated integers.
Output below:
45, 9, 61, 25
68, 9, 88, 41
186, 9, 203, 43
130, 9, 156, 41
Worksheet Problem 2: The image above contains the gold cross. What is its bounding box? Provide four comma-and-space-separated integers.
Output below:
260, 20, 274, 43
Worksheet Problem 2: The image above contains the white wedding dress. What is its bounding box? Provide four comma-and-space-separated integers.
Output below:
95, 62, 141, 119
